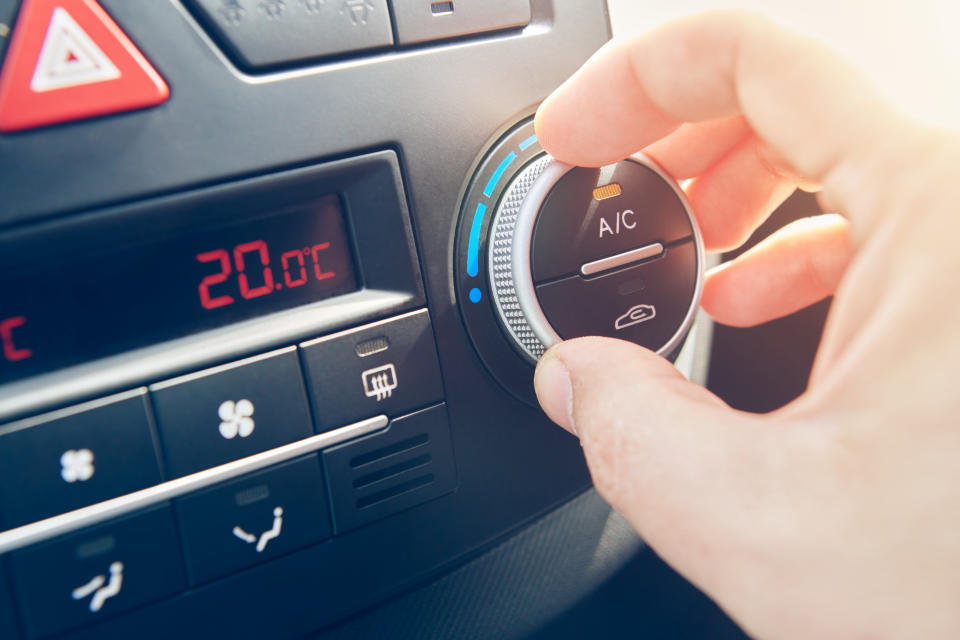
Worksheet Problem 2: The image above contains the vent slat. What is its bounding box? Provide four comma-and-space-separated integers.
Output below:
350, 433, 429, 468
353, 454, 432, 489
355, 474, 435, 509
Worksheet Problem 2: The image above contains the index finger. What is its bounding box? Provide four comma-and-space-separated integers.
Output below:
534, 11, 906, 223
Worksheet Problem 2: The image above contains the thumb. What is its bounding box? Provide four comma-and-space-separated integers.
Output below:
534, 337, 782, 588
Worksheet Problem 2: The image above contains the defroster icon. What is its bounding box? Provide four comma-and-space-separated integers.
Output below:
361, 364, 398, 402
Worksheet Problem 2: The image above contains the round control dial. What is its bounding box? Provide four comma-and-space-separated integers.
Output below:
487, 155, 704, 362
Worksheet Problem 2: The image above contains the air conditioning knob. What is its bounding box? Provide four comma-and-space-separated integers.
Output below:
487, 155, 704, 362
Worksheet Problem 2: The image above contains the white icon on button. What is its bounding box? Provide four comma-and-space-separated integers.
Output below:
232, 506, 284, 552
362, 364, 398, 401
60, 448, 95, 483
614, 304, 657, 331
219, 399, 255, 439
71, 561, 123, 613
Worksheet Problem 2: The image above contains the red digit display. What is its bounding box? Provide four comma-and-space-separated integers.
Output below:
1, 316, 32, 362
234, 240, 275, 299
311, 243, 335, 281
281, 249, 308, 288
197, 249, 235, 309
0, 194, 357, 387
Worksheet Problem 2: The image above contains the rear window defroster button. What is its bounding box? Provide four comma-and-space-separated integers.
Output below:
300, 309, 444, 431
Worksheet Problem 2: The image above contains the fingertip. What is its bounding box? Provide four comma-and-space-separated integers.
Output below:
533, 347, 576, 435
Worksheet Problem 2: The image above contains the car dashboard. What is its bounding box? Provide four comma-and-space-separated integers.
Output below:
0, 1, 730, 638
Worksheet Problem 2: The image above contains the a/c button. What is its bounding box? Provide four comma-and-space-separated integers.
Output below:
300, 310, 444, 431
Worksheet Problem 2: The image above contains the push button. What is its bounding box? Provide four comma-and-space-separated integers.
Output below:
300, 309, 444, 431
175, 455, 332, 585
0, 390, 162, 528
536, 241, 699, 352
8, 505, 185, 639
185, 0, 394, 70
531, 160, 695, 283
390, 0, 531, 46
0, 0, 169, 132
150, 347, 313, 478
0, 565, 19, 639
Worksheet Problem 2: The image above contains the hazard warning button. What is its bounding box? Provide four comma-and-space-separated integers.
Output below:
0, 0, 168, 132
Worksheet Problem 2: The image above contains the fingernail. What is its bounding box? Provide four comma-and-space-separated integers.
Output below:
534, 349, 576, 436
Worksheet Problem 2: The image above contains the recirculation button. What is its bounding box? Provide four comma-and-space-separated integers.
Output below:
535, 241, 699, 353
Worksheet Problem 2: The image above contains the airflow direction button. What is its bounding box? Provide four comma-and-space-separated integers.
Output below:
175, 456, 332, 585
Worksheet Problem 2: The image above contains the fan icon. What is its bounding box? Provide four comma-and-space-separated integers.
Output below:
218, 399, 256, 439
60, 448, 95, 483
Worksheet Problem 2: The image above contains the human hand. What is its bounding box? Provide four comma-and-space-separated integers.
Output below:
533, 11, 960, 639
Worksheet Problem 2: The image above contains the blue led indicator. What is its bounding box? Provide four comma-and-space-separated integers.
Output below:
466, 202, 486, 277
483, 152, 517, 198
469, 288, 482, 303
518, 134, 538, 151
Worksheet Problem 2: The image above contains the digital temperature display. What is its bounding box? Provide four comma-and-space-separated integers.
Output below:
0, 195, 358, 385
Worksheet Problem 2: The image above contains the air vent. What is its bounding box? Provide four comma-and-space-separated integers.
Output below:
323, 404, 456, 533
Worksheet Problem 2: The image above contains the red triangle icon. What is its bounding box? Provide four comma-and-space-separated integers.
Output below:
0, 0, 168, 132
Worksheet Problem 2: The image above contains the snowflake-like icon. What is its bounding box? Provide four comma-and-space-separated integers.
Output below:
299, 0, 325, 14
61, 449, 95, 483
218, 0, 246, 25
341, 0, 374, 25
219, 399, 256, 439
259, 0, 286, 19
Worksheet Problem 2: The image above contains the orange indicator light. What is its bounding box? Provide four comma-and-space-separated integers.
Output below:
592, 183, 622, 201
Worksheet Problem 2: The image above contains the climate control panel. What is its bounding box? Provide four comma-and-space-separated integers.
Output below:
456, 118, 704, 400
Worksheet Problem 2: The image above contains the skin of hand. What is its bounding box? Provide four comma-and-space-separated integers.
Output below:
533, 10, 960, 640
